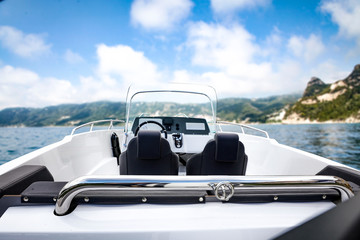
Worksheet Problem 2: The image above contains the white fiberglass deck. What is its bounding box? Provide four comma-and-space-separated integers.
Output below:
0, 201, 335, 240
0, 128, 345, 181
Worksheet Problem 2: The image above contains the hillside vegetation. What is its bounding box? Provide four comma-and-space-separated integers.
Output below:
0, 95, 299, 127
217, 95, 299, 123
0, 102, 126, 127
284, 64, 360, 123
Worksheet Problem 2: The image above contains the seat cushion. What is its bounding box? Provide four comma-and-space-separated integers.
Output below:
215, 133, 239, 162
186, 133, 247, 175
0, 165, 54, 198
137, 130, 161, 160
120, 130, 179, 175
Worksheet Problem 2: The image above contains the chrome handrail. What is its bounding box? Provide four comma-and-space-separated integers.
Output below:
71, 119, 125, 135
217, 121, 270, 138
55, 175, 353, 216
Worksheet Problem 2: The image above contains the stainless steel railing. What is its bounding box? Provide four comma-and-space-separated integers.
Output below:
54, 175, 353, 216
217, 121, 270, 138
71, 119, 125, 135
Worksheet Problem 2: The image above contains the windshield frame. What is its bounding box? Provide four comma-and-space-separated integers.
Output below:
124, 83, 217, 133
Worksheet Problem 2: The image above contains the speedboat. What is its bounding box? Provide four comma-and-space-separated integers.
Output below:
0, 83, 359, 239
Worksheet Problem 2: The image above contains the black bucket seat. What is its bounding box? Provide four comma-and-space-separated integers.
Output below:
186, 133, 247, 175
120, 130, 179, 175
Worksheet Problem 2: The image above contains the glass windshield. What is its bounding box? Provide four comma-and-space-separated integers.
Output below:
125, 83, 217, 132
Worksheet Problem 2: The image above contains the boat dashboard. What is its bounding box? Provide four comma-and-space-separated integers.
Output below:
127, 116, 212, 154
131, 116, 210, 135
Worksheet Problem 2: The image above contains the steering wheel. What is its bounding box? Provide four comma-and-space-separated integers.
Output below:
134, 120, 168, 139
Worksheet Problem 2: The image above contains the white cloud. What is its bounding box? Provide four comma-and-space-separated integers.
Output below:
173, 63, 303, 99
310, 61, 352, 83
0, 43, 166, 109
183, 22, 335, 97
287, 34, 325, 62
187, 22, 260, 73
96, 44, 161, 87
0, 65, 75, 109
262, 27, 283, 57
211, 0, 271, 14
172, 70, 194, 83
321, 0, 360, 47
64, 49, 84, 64
0, 65, 39, 85
27, 77, 76, 106
186, 22, 279, 80
171, 63, 302, 99
76, 75, 117, 102
130, 0, 193, 31
0, 26, 51, 58
0, 21, 352, 110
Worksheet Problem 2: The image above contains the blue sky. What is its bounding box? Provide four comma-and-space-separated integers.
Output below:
0, 0, 359, 109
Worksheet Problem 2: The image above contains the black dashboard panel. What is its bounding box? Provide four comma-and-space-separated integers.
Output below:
131, 117, 210, 135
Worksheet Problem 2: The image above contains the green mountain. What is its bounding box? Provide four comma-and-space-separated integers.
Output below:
0, 95, 299, 127
284, 64, 360, 122
302, 77, 328, 98
217, 95, 300, 123
0, 102, 126, 127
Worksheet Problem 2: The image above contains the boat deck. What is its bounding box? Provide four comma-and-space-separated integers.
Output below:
0, 201, 335, 239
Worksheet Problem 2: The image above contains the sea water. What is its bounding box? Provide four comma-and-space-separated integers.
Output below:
257, 123, 360, 170
0, 127, 73, 165
0, 123, 359, 169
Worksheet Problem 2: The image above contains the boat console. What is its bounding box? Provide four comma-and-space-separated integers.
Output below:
131, 116, 210, 135
126, 116, 213, 156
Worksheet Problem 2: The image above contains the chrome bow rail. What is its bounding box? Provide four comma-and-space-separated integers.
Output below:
71, 119, 125, 135
55, 175, 353, 216
217, 121, 270, 138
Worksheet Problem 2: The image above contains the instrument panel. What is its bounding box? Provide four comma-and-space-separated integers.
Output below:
131, 116, 210, 135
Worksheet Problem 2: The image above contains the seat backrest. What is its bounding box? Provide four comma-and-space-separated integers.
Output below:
186, 133, 247, 175
120, 130, 179, 175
